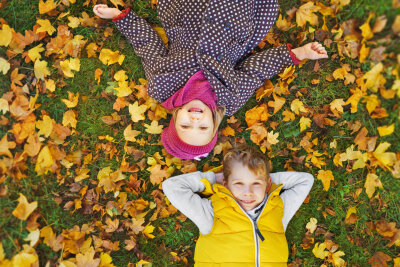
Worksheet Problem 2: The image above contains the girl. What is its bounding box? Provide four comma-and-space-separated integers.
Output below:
93, 1, 328, 160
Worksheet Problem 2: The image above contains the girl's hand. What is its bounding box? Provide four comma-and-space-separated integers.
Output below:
215, 172, 225, 185
93, 4, 122, 19
291, 42, 328, 61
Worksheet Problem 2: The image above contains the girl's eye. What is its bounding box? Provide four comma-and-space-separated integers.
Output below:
200, 127, 209, 130
181, 125, 189, 129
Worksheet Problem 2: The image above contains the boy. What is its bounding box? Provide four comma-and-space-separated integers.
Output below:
162, 145, 314, 266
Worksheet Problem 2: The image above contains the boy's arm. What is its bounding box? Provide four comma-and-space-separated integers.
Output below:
270, 172, 314, 231
162, 171, 216, 235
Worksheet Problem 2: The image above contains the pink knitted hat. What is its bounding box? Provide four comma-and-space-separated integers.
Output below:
161, 70, 218, 160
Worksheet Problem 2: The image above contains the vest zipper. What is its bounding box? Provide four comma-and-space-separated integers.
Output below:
220, 185, 282, 267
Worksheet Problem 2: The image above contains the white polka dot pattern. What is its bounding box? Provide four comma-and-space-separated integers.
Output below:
114, 0, 294, 116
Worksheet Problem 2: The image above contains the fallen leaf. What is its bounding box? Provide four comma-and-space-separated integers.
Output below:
61, 91, 79, 108
12, 193, 38, 220
291, 99, 307, 115
99, 48, 125, 65
34, 59, 50, 80
364, 173, 383, 198
299, 117, 311, 132
62, 110, 77, 128
36, 115, 54, 138
129, 101, 147, 122
36, 19, 56, 35
369, 251, 392, 267
0, 24, 13, 47
377, 124, 395, 136
317, 170, 334, 191
27, 44, 45, 62
306, 218, 318, 234
0, 57, 11, 75
312, 242, 329, 259
373, 142, 396, 169
296, 1, 320, 27
144, 121, 163, 134
39, 0, 59, 14
60, 57, 80, 77
35, 145, 54, 175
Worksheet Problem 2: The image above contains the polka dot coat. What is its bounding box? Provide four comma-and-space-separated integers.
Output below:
114, 0, 294, 116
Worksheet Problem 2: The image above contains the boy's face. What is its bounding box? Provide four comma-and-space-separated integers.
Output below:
224, 160, 271, 211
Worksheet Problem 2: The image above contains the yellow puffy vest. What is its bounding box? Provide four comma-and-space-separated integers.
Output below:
194, 180, 288, 267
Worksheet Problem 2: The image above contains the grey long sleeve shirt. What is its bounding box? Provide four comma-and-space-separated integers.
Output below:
162, 171, 314, 235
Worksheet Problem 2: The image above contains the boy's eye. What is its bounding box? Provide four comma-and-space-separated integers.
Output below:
234, 182, 243, 185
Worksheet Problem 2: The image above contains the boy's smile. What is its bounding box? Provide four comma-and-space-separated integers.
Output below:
224, 160, 271, 211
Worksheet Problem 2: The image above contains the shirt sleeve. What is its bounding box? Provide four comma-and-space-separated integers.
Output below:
162, 171, 216, 235
269, 171, 314, 231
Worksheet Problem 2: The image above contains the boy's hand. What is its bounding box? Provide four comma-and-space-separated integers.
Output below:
291, 42, 328, 61
93, 4, 122, 19
215, 172, 224, 185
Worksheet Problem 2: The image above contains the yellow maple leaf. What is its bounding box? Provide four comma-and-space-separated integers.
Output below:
12, 193, 38, 220
45, 79, 56, 92
144, 121, 163, 134
0, 98, 9, 114
312, 242, 329, 260
282, 109, 295, 121
0, 24, 13, 47
27, 44, 45, 62
34, 59, 50, 80
362, 94, 380, 114
35, 145, 54, 175
299, 117, 311, 132
291, 99, 307, 115
393, 15, 400, 36
0, 134, 14, 158
373, 142, 396, 169
377, 124, 395, 136
99, 252, 114, 267
360, 13, 374, 41
129, 101, 147, 122
60, 57, 80, 77
24, 229, 40, 247
330, 98, 345, 117
276, 14, 292, 31
11, 252, 38, 266
345, 88, 365, 113
364, 173, 383, 198
143, 224, 155, 239
99, 48, 125, 65
62, 110, 77, 128
333, 67, 347, 80
115, 81, 132, 97
268, 93, 286, 114
124, 124, 141, 142
332, 250, 346, 267
61, 91, 79, 108
36, 115, 54, 138
36, 19, 56, 35
86, 42, 99, 58
306, 218, 318, 234
68, 16, 80, 28
359, 43, 370, 63
296, 1, 320, 27
266, 130, 279, 145
392, 79, 400, 97
363, 62, 383, 92
110, 0, 125, 8
345, 206, 357, 220
0, 57, 10, 75
317, 170, 334, 191
39, 0, 59, 14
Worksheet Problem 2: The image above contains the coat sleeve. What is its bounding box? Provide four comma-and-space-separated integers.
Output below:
114, 11, 168, 101
216, 44, 294, 116
235, 44, 294, 83
269, 171, 314, 231
162, 171, 216, 235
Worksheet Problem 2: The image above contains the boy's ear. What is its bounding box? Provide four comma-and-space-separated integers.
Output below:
265, 175, 272, 193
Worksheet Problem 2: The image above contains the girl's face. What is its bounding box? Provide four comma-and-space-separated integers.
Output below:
224, 160, 271, 211
175, 100, 215, 146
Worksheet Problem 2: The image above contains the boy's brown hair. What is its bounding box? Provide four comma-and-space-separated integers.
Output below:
223, 145, 270, 181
